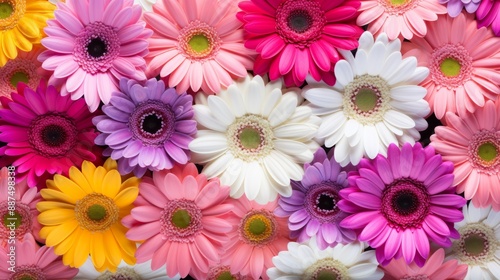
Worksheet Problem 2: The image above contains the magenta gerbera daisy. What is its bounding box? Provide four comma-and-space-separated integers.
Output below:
144, 0, 254, 94
38, 0, 152, 112
238, 0, 363, 87
476, 0, 500, 36
0, 81, 98, 188
275, 148, 356, 249
93, 78, 196, 177
123, 163, 235, 278
338, 142, 466, 267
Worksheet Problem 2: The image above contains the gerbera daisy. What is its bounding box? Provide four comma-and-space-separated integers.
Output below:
123, 163, 235, 278
0, 81, 98, 188
221, 196, 291, 280
439, 0, 480, 17
36, 158, 140, 272
357, 0, 447, 40
189, 74, 320, 204
237, 0, 363, 87
476, 0, 500, 36
0, 234, 79, 279
201, 264, 253, 280
402, 12, 500, 119
430, 100, 500, 210
39, 0, 152, 112
275, 148, 356, 249
93, 78, 196, 177
445, 203, 500, 279
338, 142, 466, 266
144, 0, 254, 94
267, 237, 383, 280
75, 258, 180, 280
382, 248, 468, 280
0, 167, 42, 246
302, 31, 430, 167
0, 0, 55, 66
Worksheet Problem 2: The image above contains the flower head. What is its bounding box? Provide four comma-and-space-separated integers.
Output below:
39, 0, 152, 112
144, 0, 254, 94
36, 158, 140, 272
339, 142, 466, 266
93, 78, 196, 177
189, 74, 320, 204
476, 0, 500, 36
238, 0, 363, 87
439, 0, 480, 17
123, 163, 235, 278
0, 81, 98, 188
302, 31, 430, 166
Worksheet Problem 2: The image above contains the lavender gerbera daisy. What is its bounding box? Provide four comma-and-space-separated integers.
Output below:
275, 148, 356, 249
92, 78, 196, 177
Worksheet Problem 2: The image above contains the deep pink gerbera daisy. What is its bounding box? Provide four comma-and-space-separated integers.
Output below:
144, 0, 254, 94
123, 163, 235, 278
39, 0, 152, 112
238, 0, 363, 87
0, 81, 98, 188
476, 0, 500, 36
338, 142, 466, 267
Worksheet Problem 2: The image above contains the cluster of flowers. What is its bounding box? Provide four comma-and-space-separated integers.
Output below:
1, 0, 500, 279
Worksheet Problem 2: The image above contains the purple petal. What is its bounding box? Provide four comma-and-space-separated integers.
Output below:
321, 223, 338, 244
105, 129, 133, 145
289, 209, 310, 224
122, 140, 144, 158
306, 218, 320, 236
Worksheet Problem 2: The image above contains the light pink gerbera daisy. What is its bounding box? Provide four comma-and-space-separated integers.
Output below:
357, 0, 447, 40
402, 12, 500, 119
430, 100, 500, 210
238, 0, 363, 87
123, 163, 235, 278
39, 0, 152, 112
144, 0, 254, 94
222, 196, 291, 280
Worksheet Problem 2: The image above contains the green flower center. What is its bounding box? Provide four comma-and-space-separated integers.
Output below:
19, 276, 34, 280
10, 71, 29, 88
188, 34, 210, 54
3, 211, 22, 229
0, 2, 13, 20
478, 142, 497, 162
440, 58, 461, 77
239, 127, 262, 149
172, 209, 191, 229
316, 270, 338, 280
464, 233, 486, 256
216, 271, 236, 280
87, 204, 107, 221
355, 88, 379, 112
389, 0, 409, 6
248, 218, 267, 236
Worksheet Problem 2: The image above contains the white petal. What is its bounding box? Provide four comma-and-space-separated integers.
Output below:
383, 110, 415, 129
261, 88, 283, 117
386, 56, 418, 85
194, 105, 228, 132
363, 125, 380, 159
379, 51, 402, 81
227, 84, 246, 117
274, 139, 310, 156
334, 60, 354, 86
344, 119, 361, 139
207, 95, 235, 126
334, 137, 350, 164
390, 85, 427, 102
269, 151, 304, 181
189, 133, 227, 154
244, 78, 265, 114
389, 99, 430, 116
202, 153, 234, 178
268, 93, 297, 127
220, 157, 243, 186
367, 42, 387, 76
302, 87, 343, 108
317, 112, 346, 139
354, 49, 369, 76
244, 161, 264, 201
349, 139, 365, 166
406, 66, 429, 85
263, 154, 292, 187
274, 123, 318, 140
358, 31, 375, 52
375, 122, 398, 148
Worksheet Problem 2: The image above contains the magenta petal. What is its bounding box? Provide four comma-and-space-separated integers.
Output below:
320, 223, 338, 244
340, 211, 379, 229
383, 228, 401, 260
347, 192, 381, 209
401, 229, 416, 264
413, 228, 430, 259
305, 218, 320, 236
359, 215, 387, 241
424, 215, 451, 236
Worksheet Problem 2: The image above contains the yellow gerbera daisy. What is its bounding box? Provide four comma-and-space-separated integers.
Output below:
0, 0, 55, 66
37, 158, 140, 272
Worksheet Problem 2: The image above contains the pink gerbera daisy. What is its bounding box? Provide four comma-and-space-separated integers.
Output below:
221, 196, 291, 280
402, 12, 500, 119
0, 81, 98, 188
338, 142, 466, 266
123, 163, 235, 278
357, 0, 447, 40
238, 0, 363, 87
39, 0, 152, 112
430, 100, 500, 210
476, 0, 500, 36
144, 0, 254, 94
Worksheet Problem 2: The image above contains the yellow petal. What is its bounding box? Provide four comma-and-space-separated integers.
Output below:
69, 164, 94, 194
26, 0, 57, 12
39, 225, 55, 240
102, 229, 122, 269
92, 166, 107, 193
36, 201, 74, 212
61, 229, 79, 267
101, 169, 121, 198
73, 230, 90, 268
2, 31, 18, 60
13, 29, 33, 52
90, 233, 106, 269
113, 187, 139, 208
45, 219, 79, 248
54, 174, 87, 199
111, 223, 136, 257
120, 176, 140, 191
39, 189, 77, 205
37, 209, 75, 226
17, 17, 40, 39
81, 161, 97, 186
103, 157, 118, 171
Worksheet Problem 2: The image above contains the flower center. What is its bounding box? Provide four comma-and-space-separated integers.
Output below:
215, 272, 235, 280
469, 130, 500, 174
430, 44, 472, 89
227, 114, 274, 162
305, 183, 346, 223
389, 0, 409, 6
381, 178, 430, 230
129, 100, 175, 146
343, 75, 390, 125
240, 211, 277, 245
188, 34, 210, 53
75, 193, 119, 232
96, 267, 141, 280
87, 37, 107, 58
10, 71, 29, 87
440, 58, 461, 77
0, 202, 32, 240
179, 20, 221, 61
303, 258, 348, 280
28, 114, 78, 158
275, 0, 325, 48
3, 211, 22, 229
453, 223, 499, 266
207, 265, 241, 280
161, 199, 202, 242
0, 57, 41, 98
0, 2, 13, 20
380, 0, 419, 15
0, 0, 25, 31
478, 142, 497, 162
11, 265, 45, 280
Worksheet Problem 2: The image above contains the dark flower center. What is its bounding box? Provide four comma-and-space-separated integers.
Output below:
305, 183, 344, 223
287, 10, 312, 33
87, 37, 107, 58
141, 113, 163, 134
129, 101, 175, 146
317, 193, 335, 211
29, 114, 78, 157
392, 191, 418, 216
464, 233, 486, 256
41, 124, 67, 147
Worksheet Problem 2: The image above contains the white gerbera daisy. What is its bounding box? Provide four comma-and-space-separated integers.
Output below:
189, 74, 320, 204
445, 203, 500, 280
74, 258, 180, 280
302, 31, 430, 166
267, 237, 383, 280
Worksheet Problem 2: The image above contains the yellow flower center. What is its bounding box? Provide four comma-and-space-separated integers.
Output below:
0, 2, 13, 19
241, 212, 275, 244
440, 58, 461, 77
478, 142, 497, 162
3, 211, 22, 229
239, 126, 262, 149
354, 88, 379, 112
171, 209, 191, 229
75, 193, 119, 232
304, 258, 348, 280
9, 71, 29, 88
0, 0, 25, 31
188, 34, 210, 54
389, 0, 409, 6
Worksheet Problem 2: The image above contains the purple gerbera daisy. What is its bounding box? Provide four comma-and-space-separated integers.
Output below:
338, 142, 466, 267
93, 78, 196, 177
275, 148, 356, 249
